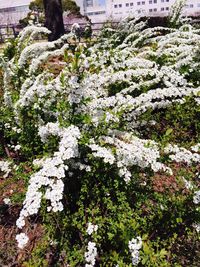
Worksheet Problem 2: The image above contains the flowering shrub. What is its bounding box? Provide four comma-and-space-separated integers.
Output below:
0, 17, 200, 266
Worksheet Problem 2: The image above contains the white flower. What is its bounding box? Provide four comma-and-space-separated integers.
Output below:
164, 144, 200, 165
14, 145, 21, 151
182, 177, 193, 190
3, 197, 11, 205
0, 160, 12, 178
89, 143, 115, 165
86, 223, 98, 235
28, 20, 34, 25
193, 223, 200, 233
85, 241, 97, 267
191, 144, 200, 153
128, 236, 142, 266
193, 191, 200, 204
16, 233, 29, 249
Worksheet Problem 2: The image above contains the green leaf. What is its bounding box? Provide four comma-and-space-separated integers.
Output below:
165, 128, 173, 136
176, 217, 183, 223
143, 242, 151, 255
160, 248, 168, 258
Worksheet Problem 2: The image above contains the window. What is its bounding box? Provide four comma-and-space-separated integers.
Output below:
126, 3, 129, 6
99, 0, 105, 5
198, 3, 200, 7
166, 7, 169, 10
16, 6, 29, 12
154, 8, 157, 11
161, 0, 164, 2
114, 4, 118, 8
190, 4, 194, 7
149, 8, 153, 12
86, 0, 93, 7
130, 2, 134, 6
87, 11, 106, 15
166, 0, 169, 2
0, 7, 16, 12
137, 2, 141, 5
119, 4, 122, 7
142, 1, 145, 5
149, 0, 152, 4
154, 0, 157, 3
161, 7, 164, 11
138, 10, 141, 13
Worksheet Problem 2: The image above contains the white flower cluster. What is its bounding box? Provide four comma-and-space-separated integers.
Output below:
164, 144, 200, 164
29, 44, 68, 74
18, 31, 72, 69
3, 197, 11, 205
182, 177, 193, 190
85, 223, 98, 266
0, 160, 12, 178
168, 0, 186, 26
193, 191, 200, 204
128, 236, 142, 266
85, 241, 98, 267
154, 26, 200, 72
17, 25, 51, 53
86, 222, 98, 236
193, 223, 200, 233
71, 23, 80, 35
16, 233, 29, 249
16, 124, 81, 247
89, 142, 115, 165
102, 134, 172, 183
191, 143, 200, 153
15, 72, 58, 109
18, 42, 56, 68
38, 122, 61, 143
88, 133, 173, 183
115, 136, 172, 182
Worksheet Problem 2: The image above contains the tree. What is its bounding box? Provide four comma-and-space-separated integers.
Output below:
43, 0, 65, 41
62, 0, 80, 15
20, 0, 82, 40
30, 0, 80, 15
19, 0, 81, 40
29, 0, 43, 11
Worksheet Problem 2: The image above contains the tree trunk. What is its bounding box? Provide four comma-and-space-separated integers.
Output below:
43, 0, 65, 41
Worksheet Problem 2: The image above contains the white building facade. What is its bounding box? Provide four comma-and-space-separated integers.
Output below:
0, 0, 199, 25
77, 0, 200, 22
0, 0, 31, 25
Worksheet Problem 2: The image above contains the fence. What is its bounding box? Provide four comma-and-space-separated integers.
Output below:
0, 24, 22, 42
0, 22, 118, 43
0, 18, 199, 43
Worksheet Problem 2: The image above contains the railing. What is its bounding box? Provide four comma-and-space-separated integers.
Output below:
0, 18, 199, 43
0, 22, 116, 43
0, 24, 23, 42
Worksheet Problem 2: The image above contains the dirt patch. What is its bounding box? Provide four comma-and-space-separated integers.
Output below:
0, 174, 44, 266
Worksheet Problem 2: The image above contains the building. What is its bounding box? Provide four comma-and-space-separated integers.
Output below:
77, 0, 200, 22
83, 0, 107, 22
0, 0, 199, 25
0, 0, 31, 25
0, 0, 86, 26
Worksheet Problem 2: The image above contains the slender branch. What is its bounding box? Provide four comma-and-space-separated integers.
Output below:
0, 130, 11, 158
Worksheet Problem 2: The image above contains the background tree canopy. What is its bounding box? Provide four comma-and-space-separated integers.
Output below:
20, 0, 81, 28
29, 0, 80, 15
